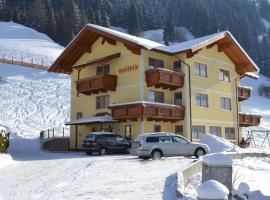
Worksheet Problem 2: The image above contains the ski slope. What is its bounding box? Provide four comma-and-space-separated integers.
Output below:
0, 22, 70, 141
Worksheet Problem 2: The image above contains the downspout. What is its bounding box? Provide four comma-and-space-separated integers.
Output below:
235, 77, 240, 145
174, 55, 193, 141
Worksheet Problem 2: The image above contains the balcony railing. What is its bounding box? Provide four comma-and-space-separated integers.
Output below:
239, 113, 261, 127
145, 68, 185, 90
109, 102, 185, 122
76, 74, 117, 95
238, 86, 251, 101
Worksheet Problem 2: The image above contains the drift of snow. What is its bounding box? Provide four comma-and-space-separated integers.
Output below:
200, 134, 239, 153
197, 180, 229, 199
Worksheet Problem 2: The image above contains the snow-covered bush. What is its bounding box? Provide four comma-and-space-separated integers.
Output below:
0, 127, 9, 153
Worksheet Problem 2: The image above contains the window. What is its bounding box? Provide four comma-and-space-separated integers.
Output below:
153, 125, 161, 132
96, 95, 109, 109
148, 91, 164, 103
149, 57, 164, 68
195, 93, 208, 108
175, 125, 183, 136
146, 136, 159, 143
76, 112, 83, 119
225, 127, 235, 140
220, 97, 231, 111
173, 60, 181, 72
210, 126, 221, 137
192, 126, 205, 139
96, 64, 110, 76
194, 62, 207, 77
125, 125, 132, 139
172, 136, 188, 144
174, 92, 183, 106
159, 136, 172, 143
219, 69, 230, 82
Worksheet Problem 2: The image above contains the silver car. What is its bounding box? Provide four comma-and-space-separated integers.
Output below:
134, 133, 210, 159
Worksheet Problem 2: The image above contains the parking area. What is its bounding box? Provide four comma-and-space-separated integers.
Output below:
0, 151, 193, 200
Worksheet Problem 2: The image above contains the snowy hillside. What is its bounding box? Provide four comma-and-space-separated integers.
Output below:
0, 22, 69, 140
0, 22, 64, 66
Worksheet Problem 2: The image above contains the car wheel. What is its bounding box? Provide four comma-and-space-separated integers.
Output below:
86, 151, 92, 155
126, 148, 131, 154
152, 150, 162, 160
99, 148, 106, 156
194, 148, 206, 158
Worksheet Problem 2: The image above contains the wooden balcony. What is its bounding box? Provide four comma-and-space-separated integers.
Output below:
76, 74, 117, 95
238, 86, 251, 101
109, 102, 185, 122
145, 68, 185, 90
239, 113, 261, 127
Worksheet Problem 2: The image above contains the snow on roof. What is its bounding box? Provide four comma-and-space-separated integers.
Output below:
65, 114, 118, 125
244, 72, 260, 79
239, 86, 253, 90
155, 32, 224, 53
108, 101, 183, 108
197, 180, 229, 199
88, 24, 166, 50
86, 24, 259, 72
202, 153, 233, 166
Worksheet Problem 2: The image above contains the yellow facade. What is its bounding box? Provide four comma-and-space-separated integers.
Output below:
68, 35, 246, 150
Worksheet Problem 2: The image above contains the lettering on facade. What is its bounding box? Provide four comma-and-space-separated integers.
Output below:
118, 64, 138, 75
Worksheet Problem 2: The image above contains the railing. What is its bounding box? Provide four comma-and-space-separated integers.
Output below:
239, 113, 261, 127
76, 74, 118, 95
145, 68, 185, 90
40, 127, 70, 141
0, 54, 50, 70
238, 86, 251, 101
110, 102, 185, 122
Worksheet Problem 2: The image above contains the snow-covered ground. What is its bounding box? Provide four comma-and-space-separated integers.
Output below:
0, 153, 192, 200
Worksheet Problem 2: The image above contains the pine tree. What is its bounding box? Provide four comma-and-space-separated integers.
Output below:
163, 19, 175, 45
128, 0, 141, 36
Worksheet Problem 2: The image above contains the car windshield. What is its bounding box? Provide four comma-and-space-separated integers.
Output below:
84, 135, 95, 141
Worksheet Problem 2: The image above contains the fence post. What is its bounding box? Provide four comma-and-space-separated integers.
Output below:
48, 129, 50, 139
53, 128, 55, 138
11, 56, 13, 64
63, 127, 65, 137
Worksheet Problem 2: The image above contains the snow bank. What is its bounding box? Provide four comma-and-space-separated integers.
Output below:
0, 153, 13, 170
197, 180, 229, 199
199, 134, 239, 153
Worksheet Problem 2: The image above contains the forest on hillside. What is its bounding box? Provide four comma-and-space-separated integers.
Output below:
0, 0, 270, 76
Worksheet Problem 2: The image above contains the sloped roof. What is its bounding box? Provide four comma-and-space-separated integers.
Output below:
48, 24, 259, 74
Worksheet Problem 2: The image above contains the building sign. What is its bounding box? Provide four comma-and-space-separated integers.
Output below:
118, 64, 138, 75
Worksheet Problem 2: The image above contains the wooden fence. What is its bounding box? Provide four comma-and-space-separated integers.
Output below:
40, 127, 70, 141
0, 54, 50, 70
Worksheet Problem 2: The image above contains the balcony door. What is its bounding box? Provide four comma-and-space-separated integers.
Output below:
96, 64, 110, 76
